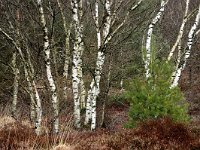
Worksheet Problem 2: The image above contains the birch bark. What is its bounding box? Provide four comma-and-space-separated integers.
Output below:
145, 0, 168, 78
85, 0, 143, 130
169, 0, 190, 86
84, 0, 101, 125
78, 0, 86, 110
11, 52, 19, 119
25, 45, 36, 122
90, 0, 111, 130
36, 0, 59, 133
171, 4, 200, 87
71, 0, 81, 128
11, 5, 20, 119
167, 0, 190, 61
24, 65, 36, 122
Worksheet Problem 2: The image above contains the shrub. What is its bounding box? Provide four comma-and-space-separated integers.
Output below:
125, 60, 190, 128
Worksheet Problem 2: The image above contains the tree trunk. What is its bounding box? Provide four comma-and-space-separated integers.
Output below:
171, 4, 200, 87
71, 0, 81, 128
37, 0, 59, 133
11, 52, 20, 119
145, 0, 168, 78
91, 0, 111, 130
167, 0, 190, 61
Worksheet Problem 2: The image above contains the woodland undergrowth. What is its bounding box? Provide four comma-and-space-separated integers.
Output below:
0, 116, 200, 150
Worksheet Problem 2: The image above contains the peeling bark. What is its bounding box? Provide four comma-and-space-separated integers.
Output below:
36, 0, 59, 133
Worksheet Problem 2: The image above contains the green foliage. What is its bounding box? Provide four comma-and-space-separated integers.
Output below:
125, 61, 189, 128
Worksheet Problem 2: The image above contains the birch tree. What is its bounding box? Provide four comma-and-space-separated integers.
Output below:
144, 0, 168, 79
167, 0, 190, 61
78, 0, 86, 110
36, 0, 59, 133
168, 0, 190, 87
85, 0, 144, 130
144, 0, 200, 88
11, 4, 20, 119
71, 0, 82, 128
171, 3, 200, 87
11, 52, 20, 119
84, 0, 101, 127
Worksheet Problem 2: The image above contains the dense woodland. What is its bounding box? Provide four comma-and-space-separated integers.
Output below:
0, 0, 200, 149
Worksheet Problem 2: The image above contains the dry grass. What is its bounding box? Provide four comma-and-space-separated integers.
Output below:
52, 144, 75, 150
0, 116, 16, 130
0, 116, 200, 149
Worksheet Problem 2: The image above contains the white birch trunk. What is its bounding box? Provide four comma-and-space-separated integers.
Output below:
171, 4, 200, 87
85, 81, 94, 125
23, 59, 42, 135
12, 68, 20, 119
24, 44, 37, 122
11, 7, 20, 119
170, 0, 190, 86
90, 0, 111, 130
21, 47, 42, 135
85, 2, 143, 125
85, 0, 101, 126
78, 0, 86, 110
71, 0, 81, 128
11, 52, 20, 119
168, 0, 190, 61
32, 81, 42, 135
37, 0, 59, 133
145, 0, 168, 78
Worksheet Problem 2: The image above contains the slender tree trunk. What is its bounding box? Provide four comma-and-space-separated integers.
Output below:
167, 0, 190, 61
170, 0, 189, 86
145, 0, 168, 78
85, 0, 101, 126
100, 57, 112, 127
71, 0, 81, 128
25, 44, 37, 122
24, 66, 35, 122
62, 25, 71, 99
78, 0, 86, 110
36, 0, 59, 133
85, 1, 144, 126
11, 2, 20, 119
11, 52, 20, 119
171, 4, 200, 87
91, 0, 111, 130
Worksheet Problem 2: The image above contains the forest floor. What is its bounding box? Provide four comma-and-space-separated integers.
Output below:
0, 50, 199, 149
0, 96, 200, 150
